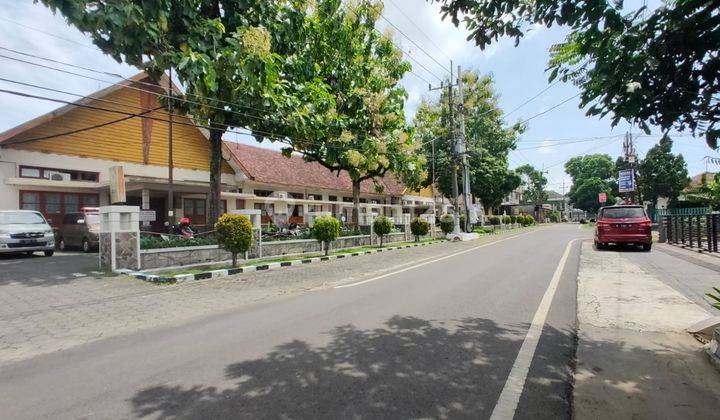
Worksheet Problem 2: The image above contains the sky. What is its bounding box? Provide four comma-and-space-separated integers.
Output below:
0, 0, 717, 194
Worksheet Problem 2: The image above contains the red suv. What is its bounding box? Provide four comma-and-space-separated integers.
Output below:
595, 205, 652, 251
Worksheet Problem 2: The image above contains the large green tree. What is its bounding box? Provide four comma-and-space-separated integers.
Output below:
438, 0, 720, 149
40, 0, 311, 227
415, 71, 522, 214
516, 164, 548, 205
564, 154, 616, 213
269, 0, 425, 226
637, 136, 690, 208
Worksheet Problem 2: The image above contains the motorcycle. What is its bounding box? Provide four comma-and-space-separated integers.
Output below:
172, 217, 195, 238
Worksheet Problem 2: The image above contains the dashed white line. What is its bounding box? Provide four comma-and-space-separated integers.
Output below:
489, 239, 578, 420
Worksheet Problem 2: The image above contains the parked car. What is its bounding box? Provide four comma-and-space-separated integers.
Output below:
0, 210, 55, 256
57, 209, 100, 252
595, 205, 652, 251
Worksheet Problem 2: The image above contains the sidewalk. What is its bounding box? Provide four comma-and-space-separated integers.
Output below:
574, 242, 720, 418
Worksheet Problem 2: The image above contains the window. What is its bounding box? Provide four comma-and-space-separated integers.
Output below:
236, 199, 246, 210
184, 198, 207, 225
254, 189, 273, 197
329, 195, 338, 202
19, 191, 100, 227
64, 194, 80, 213
289, 192, 304, 199
19, 166, 99, 182
343, 197, 353, 203
221, 200, 227, 215
601, 207, 646, 219
20, 192, 40, 211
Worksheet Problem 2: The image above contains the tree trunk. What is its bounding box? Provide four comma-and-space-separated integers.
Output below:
352, 180, 361, 231
231, 252, 237, 268
324, 241, 329, 256
208, 128, 224, 230
380, 235, 384, 247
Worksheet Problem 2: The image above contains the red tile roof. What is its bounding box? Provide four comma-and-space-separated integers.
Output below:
224, 142, 407, 196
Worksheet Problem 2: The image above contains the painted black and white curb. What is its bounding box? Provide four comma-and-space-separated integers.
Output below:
121, 241, 443, 284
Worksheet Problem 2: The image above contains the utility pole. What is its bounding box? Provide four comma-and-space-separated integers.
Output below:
622, 131, 636, 204
429, 61, 461, 234
457, 65, 472, 232
167, 68, 175, 231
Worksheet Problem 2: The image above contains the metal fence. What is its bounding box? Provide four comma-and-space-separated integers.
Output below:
664, 213, 720, 253
654, 207, 711, 223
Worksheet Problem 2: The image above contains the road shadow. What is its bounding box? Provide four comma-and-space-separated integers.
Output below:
594, 243, 647, 253
130, 316, 575, 419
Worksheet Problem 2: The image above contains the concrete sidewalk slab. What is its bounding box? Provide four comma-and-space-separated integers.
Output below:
574, 242, 720, 419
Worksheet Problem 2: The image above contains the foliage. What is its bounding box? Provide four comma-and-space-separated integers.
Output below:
502, 216, 512, 225
550, 210, 561, 223
565, 154, 616, 213
637, 137, 690, 208
416, 71, 523, 212
516, 164, 548, 204
439, 214, 454, 234
140, 235, 216, 250
215, 214, 254, 267
373, 215, 394, 246
707, 287, 720, 311
520, 215, 535, 226
686, 173, 720, 210
509, 215, 517, 224
312, 215, 341, 256
439, 0, 720, 149
410, 217, 430, 242
488, 216, 501, 226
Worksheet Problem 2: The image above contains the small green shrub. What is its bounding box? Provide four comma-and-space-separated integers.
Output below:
410, 217, 430, 242
488, 216, 501, 225
509, 215, 517, 224
215, 214, 254, 267
439, 214, 454, 234
707, 287, 720, 310
550, 210, 561, 223
312, 215, 341, 255
521, 215, 535, 226
140, 235, 216, 250
373, 215, 394, 246
502, 216, 512, 225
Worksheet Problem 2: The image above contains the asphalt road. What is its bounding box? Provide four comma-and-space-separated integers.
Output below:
0, 251, 98, 286
0, 225, 587, 419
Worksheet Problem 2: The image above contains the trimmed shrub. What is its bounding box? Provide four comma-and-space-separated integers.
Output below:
215, 214, 254, 267
312, 215, 341, 256
439, 214, 454, 234
550, 210, 561, 223
502, 216, 512, 225
373, 215, 394, 246
522, 215, 535, 226
488, 216, 501, 225
509, 215, 517, 224
410, 217, 430, 242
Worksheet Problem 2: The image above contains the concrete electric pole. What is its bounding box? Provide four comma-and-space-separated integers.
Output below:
456, 65, 472, 232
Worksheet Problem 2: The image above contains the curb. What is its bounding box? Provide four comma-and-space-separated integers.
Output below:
125, 240, 444, 284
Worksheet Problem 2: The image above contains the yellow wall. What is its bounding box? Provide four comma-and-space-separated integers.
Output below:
414, 185, 434, 198
5, 86, 233, 174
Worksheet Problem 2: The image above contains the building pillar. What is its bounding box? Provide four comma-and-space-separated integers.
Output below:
141, 189, 151, 227
99, 205, 140, 272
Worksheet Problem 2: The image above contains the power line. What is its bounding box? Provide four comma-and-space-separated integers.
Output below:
379, 14, 447, 73
504, 81, 562, 118
379, 31, 444, 82
515, 93, 582, 126
0, 16, 99, 51
385, 0, 452, 62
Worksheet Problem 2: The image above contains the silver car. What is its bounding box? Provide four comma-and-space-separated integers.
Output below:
0, 210, 55, 256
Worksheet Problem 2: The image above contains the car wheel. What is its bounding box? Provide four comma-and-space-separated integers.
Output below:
25, 251, 34, 256
642, 243, 652, 252
595, 241, 605, 250
82, 238, 91, 253
58, 238, 66, 251
44, 250, 54, 257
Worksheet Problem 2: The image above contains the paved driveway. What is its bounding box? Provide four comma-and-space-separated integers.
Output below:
0, 251, 99, 286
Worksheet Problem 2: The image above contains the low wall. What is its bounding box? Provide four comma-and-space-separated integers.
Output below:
140, 228, 442, 270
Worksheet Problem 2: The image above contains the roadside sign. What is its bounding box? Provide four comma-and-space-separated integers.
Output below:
139, 210, 156, 222
598, 192, 607, 203
619, 169, 635, 193
108, 166, 126, 204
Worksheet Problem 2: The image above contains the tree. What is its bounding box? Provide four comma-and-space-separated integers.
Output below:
438, 0, 720, 149
265, 0, 425, 228
410, 217, 430, 242
416, 71, 523, 213
40, 0, 313, 227
637, 136, 690, 208
215, 214, 253, 267
516, 164, 548, 205
373, 215, 393, 247
311, 215, 341, 256
564, 154, 616, 213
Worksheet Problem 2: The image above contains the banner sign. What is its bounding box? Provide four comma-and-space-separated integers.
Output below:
618, 169, 635, 193
598, 192, 607, 203
139, 210, 156, 223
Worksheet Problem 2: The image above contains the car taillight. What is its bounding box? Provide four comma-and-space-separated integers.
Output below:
638, 220, 652, 228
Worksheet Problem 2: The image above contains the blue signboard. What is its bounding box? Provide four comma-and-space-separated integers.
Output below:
619, 169, 635, 193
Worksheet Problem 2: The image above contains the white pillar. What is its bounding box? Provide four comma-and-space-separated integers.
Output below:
99, 205, 140, 272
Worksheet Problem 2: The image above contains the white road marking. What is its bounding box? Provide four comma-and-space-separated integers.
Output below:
71, 273, 86, 277
489, 239, 578, 420
334, 230, 537, 289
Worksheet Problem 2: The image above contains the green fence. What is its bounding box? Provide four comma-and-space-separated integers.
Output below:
653, 207, 711, 222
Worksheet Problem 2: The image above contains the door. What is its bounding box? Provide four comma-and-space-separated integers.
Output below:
184, 198, 206, 227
